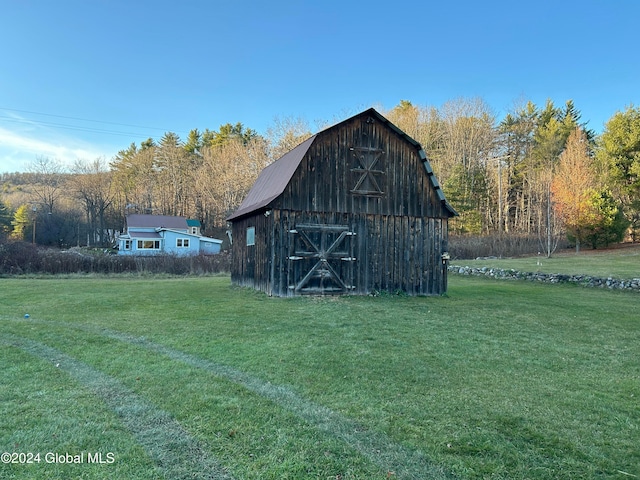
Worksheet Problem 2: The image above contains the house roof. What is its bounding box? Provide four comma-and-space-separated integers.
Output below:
128, 231, 162, 239
198, 237, 223, 244
227, 108, 456, 221
186, 219, 201, 227
127, 214, 188, 229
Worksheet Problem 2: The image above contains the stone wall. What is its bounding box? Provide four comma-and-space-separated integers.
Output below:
449, 265, 640, 292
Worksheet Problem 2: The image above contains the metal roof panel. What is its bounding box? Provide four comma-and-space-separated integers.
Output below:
227, 135, 317, 220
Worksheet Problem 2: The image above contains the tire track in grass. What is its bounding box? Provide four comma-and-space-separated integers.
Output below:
6, 318, 454, 480
1, 333, 234, 480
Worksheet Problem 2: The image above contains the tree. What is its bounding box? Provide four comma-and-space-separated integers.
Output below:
444, 163, 486, 235
385, 101, 445, 172
11, 204, 31, 241
155, 132, 191, 216
184, 128, 203, 155
386, 100, 421, 140
581, 191, 628, 248
27, 156, 64, 213
194, 137, 270, 227
497, 101, 537, 234
433, 98, 496, 233
110, 140, 157, 218
596, 105, 640, 240
203, 123, 258, 149
551, 128, 612, 251
69, 158, 116, 246
0, 198, 12, 240
265, 116, 313, 161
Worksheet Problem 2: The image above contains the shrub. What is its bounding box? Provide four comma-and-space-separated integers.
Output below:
0, 242, 231, 275
448, 234, 570, 260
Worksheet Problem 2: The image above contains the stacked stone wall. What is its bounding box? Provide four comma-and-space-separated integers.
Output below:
449, 265, 640, 292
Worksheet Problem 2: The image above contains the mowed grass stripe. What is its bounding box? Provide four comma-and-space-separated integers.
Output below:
10, 318, 453, 480
2, 333, 234, 480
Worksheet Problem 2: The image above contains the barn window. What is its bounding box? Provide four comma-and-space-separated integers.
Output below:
177, 238, 190, 248
246, 226, 255, 246
350, 146, 385, 196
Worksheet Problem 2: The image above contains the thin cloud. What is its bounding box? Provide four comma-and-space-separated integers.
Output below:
0, 126, 112, 172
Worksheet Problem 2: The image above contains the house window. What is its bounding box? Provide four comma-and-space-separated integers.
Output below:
137, 240, 160, 249
246, 226, 255, 246
124, 240, 132, 250
177, 238, 190, 248
190, 227, 198, 235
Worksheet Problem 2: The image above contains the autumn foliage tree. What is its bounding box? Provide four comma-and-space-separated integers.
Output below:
552, 128, 627, 250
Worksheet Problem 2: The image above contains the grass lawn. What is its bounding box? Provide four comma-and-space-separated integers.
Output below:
1, 274, 638, 479
455, 243, 640, 280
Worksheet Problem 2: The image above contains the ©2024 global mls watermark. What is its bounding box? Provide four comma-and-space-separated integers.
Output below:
2, 451, 115, 465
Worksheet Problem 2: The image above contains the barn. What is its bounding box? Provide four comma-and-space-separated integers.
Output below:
227, 108, 457, 296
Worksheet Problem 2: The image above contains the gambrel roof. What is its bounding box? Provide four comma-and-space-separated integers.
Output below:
227, 108, 457, 221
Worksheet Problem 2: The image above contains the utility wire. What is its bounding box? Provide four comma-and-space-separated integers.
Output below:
0, 115, 156, 138
0, 107, 190, 137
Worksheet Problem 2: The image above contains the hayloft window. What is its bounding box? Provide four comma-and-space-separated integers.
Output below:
350, 146, 385, 196
177, 238, 190, 248
246, 226, 255, 246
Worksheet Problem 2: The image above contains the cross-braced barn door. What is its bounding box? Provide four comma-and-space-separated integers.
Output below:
287, 224, 356, 295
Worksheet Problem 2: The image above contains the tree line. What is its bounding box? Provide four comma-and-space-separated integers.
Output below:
385, 99, 638, 252
1, 99, 638, 254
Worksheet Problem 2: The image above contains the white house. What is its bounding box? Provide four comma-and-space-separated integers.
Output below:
117, 214, 222, 256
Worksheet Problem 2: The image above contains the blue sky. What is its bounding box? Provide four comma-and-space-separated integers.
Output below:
1, 0, 638, 173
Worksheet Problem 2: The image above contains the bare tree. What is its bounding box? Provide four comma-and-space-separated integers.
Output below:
433, 98, 497, 233
111, 141, 158, 220
266, 116, 313, 161
155, 132, 192, 216
68, 158, 116, 246
195, 137, 270, 226
27, 156, 65, 213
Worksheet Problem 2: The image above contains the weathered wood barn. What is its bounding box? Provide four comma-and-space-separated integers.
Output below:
227, 108, 457, 296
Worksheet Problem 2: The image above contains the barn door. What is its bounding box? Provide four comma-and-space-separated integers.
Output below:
287, 224, 356, 295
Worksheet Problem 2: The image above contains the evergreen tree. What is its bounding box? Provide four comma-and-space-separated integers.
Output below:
0, 199, 12, 240
597, 105, 640, 240
204, 123, 258, 148
582, 191, 629, 248
184, 129, 202, 155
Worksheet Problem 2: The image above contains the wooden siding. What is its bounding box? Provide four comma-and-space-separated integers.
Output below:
231, 209, 449, 296
230, 111, 452, 296
230, 213, 273, 294
272, 115, 448, 219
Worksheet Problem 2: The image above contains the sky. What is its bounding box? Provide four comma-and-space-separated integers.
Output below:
1, 0, 638, 173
